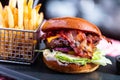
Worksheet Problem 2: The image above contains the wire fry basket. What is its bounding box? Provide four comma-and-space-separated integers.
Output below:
0, 27, 40, 65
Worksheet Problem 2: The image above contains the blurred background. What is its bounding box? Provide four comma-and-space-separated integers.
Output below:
1, 0, 120, 40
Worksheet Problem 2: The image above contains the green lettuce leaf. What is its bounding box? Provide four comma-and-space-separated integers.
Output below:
91, 49, 112, 66
42, 49, 112, 66
55, 52, 90, 65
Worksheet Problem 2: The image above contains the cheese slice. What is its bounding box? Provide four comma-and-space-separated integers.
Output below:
47, 35, 60, 43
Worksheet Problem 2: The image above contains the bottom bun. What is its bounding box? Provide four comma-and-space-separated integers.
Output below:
43, 57, 99, 73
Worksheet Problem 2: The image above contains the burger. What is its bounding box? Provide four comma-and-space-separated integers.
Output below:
40, 17, 111, 73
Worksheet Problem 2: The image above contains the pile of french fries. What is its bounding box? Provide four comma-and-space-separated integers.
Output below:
0, 0, 43, 61
0, 0, 43, 30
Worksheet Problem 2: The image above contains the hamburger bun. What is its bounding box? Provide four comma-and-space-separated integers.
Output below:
41, 17, 107, 73
42, 17, 102, 36
43, 56, 99, 73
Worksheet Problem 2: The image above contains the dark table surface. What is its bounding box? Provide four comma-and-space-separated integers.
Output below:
0, 55, 120, 80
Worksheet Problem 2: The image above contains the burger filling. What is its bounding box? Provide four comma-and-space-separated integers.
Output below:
41, 29, 112, 66
43, 30, 100, 58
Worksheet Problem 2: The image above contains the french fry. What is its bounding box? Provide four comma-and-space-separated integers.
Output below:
28, 0, 33, 19
0, 14, 3, 26
9, 0, 16, 8
28, 19, 33, 30
36, 12, 44, 28
31, 8, 37, 30
12, 8, 18, 28
3, 6, 9, 28
28, 0, 33, 9
6, 6, 14, 28
17, 0, 24, 29
27, 0, 34, 30
0, 2, 4, 27
24, 0, 27, 6
35, 4, 41, 13
0, 14, 3, 27
23, 2, 29, 30
24, 12, 29, 30
0, 2, 3, 14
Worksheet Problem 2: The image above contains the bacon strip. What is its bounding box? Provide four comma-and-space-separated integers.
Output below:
60, 30, 100, 58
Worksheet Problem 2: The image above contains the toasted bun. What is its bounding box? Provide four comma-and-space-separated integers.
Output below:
42, 17, 100, 73
42, 17, 102, 36
43, 56, 99, 73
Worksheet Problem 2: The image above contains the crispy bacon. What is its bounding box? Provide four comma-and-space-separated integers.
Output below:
59, 30, 101, 58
